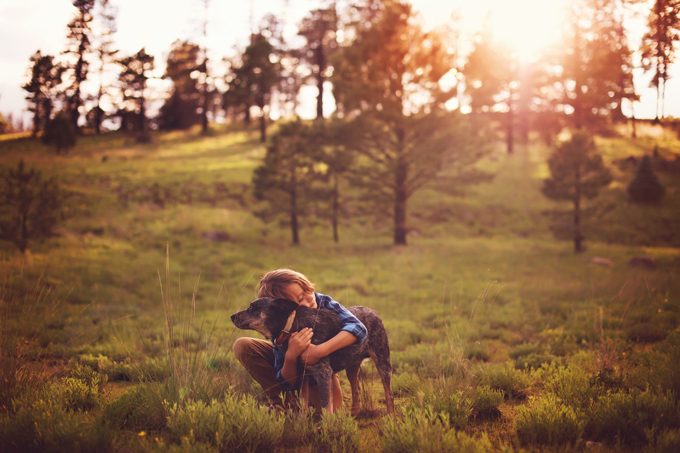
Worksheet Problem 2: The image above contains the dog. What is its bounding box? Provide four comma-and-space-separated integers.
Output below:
231, 297, 394, 415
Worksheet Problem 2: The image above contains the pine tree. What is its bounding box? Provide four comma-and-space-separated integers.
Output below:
627, 155, 665, 203
22, 51, 64, 136
63, 0, 95, 133
252, 120, 325, 245
118, 48, 155, 142
42, 112, 76, 154
158, 40, 202, 130
542, 131, 612, 253
0, 160, 62, 253
91, 0, 118, 134
332, 1, 490, 245
641, 0, 680, 120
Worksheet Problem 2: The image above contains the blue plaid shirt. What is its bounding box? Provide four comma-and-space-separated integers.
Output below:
273, 293, 367, 391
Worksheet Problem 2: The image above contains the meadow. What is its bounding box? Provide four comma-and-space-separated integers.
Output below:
0, 121, 679, 452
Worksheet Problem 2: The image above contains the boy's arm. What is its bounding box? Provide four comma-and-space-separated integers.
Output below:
300, 294, 367, 365
279, 328, 313, 387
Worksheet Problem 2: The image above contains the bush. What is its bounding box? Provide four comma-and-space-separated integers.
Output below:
479, 362, 531, 399
515, 394, 585, 447
591, 389, 680, 446
381, 407, 505, 453
540, 364, 600, 412
319, 409, 360, 453
165, 393, 284, 452
508, 342, 543, 360
514, 353, 558, 371
0, 382, 115, 452
406, 390, 472, 429
627, 155, 665, 203
0, 159, 62, 252
472, 385, 504, 420
41, 111, 76, 154
103, 383, 169, 431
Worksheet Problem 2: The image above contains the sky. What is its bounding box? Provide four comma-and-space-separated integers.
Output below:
0, 0, 677, 127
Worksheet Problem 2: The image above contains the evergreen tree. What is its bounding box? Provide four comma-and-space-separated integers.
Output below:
91, 0, 118, 134
158, 40, 202, 130
63, 0, 95, 133
42, 112, 76, 154
542, 131, 612, 253
298, 6, 338, 120
118, 48, 155, 142
552, 0, 637, 128
627, 155, 665, 203
22, 51, 64, 136
0, 160, 62, 253
332, 1, 490, 245
252, 120, 325, 245
641, 0, 680, 120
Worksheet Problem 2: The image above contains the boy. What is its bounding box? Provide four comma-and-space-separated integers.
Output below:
233, 269, 367, 412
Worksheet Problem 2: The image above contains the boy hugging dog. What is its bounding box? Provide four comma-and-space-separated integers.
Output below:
231, 268, 393, 415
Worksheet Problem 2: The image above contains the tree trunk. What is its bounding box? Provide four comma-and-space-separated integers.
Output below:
573, 166, 582, 253
332, 175, 339, 243
291, 170, 299, 245
315, 44, 326, 120
202, 58, 209, 134
631, 103, 637, 138
506, 107, 514, 154
394, 155, 408, 246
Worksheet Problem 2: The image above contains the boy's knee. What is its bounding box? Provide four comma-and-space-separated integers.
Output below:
233, 337, 250, 362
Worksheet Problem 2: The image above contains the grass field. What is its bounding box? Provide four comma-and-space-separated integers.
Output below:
1, 121, 679, 452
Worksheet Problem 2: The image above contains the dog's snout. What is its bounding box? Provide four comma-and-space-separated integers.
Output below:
230, 313, 236, 322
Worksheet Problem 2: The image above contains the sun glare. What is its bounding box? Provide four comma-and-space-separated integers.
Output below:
483, 0, 566, 62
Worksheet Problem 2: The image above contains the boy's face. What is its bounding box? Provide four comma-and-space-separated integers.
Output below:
284, 282, 317, 309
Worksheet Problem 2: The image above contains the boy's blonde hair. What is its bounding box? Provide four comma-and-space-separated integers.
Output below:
257, 269, 315, 300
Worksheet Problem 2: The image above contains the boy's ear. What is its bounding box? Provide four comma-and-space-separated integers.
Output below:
271, 298, 298, 313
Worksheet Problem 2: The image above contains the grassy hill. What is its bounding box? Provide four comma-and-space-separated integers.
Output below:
1, 122, 679, 452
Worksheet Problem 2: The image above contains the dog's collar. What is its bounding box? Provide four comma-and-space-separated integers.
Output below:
274, 309, 297, 347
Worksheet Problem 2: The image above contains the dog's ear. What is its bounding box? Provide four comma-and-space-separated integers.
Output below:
270, 298, 298, 313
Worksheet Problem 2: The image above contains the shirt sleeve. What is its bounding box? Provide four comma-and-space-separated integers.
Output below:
316, 293, 367, 344
273, 344, 299, 391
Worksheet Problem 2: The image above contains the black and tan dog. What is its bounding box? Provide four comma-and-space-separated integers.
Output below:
231, 297, 394, 415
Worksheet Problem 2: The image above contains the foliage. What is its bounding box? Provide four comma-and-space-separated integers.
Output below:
0, 159, 62, 252
542, 131, 612, 252
63, 0, 96, 132
318, 409, 360, 453
540, 364, 601, 413
641, 0, 680, 119
0, 376, 115, 453
405, 389, 472, 429
627, 155, 666, 203
472, 385, 504, 420
103, 383, 169, 431
252, 120, 326, 244
591, 388, 680, 446
158, 40, 202, 130
42, 111, 77, 153
89, 0, 118, 135
117, 48, 154, 142
381, 407, 502, 453
165, 394, 284, 452
479, 362, 532, 400
22, 51, 64, 135
515, 394, 585, 447
332, 1, 491, 245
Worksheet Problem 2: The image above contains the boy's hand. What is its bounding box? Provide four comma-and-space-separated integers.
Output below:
286, 328, 313, 359
300, 344, 324, 365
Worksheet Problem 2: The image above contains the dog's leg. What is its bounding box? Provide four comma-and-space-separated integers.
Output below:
313, 361, 334, 413
369, 350, 395, 415
299, 378, 310, 412
345, 365, 361, 415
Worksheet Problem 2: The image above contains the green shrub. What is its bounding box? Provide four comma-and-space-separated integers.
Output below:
392, 371, 427, 395
103, 383, 169, 431
0, 384, 115, 452
51, 377, 105, 412
42, 111, 76, 154
515, 394, 585, 447
627, 155, 665, 203
479, 362, 531, 399
648, 429, 680, 453
319, 409, 360, 453
406, 390, 472, 429
508, 342, 543, 360
280, 409, 317, 449
472, 385, 504, 420
466, 342, 490, 361
540, 364, 600, 412
514, 353, 558, 371
165, 393, 284, 452
381, 407, 503, 453
591, 389, 680, 446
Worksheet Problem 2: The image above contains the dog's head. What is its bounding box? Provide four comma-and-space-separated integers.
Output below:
230, 297, 299, 340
